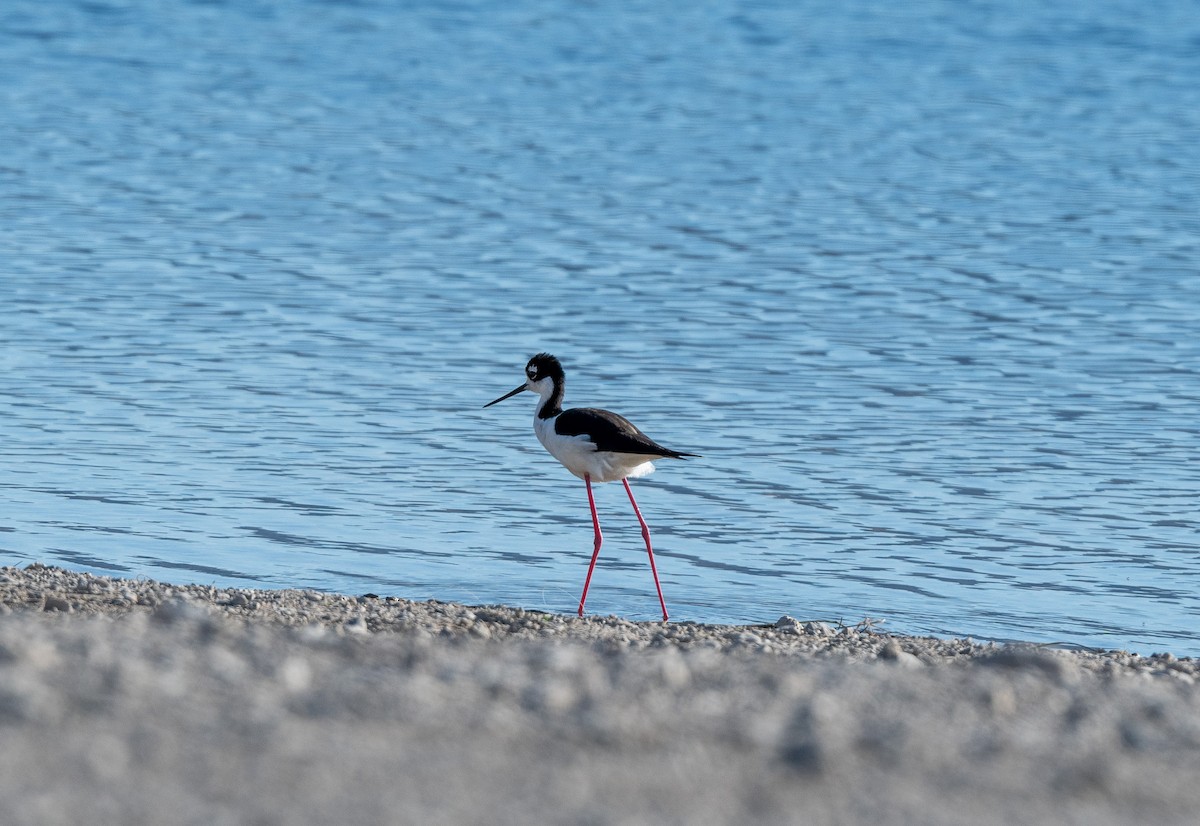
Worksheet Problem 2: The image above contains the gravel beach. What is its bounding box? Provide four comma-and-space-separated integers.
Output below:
1, 564, 1198, 825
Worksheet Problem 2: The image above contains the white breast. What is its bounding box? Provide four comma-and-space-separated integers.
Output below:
534, 415, 656, 482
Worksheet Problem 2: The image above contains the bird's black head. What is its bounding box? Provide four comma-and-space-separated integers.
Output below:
484, 352, 566, 410
525, 353, 564, 384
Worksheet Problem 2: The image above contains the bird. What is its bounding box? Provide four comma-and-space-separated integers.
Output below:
484, 353, 698, 622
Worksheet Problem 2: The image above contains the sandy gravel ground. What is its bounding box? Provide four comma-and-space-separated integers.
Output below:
1, 564, 1198, 825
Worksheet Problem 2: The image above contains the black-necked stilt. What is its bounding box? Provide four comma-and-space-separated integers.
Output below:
485, 353, 697, 622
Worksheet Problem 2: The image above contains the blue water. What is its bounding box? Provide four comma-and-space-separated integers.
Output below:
2, 0, 1198, 655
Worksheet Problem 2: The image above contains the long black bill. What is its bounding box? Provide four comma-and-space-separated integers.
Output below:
484, 384, 527, 408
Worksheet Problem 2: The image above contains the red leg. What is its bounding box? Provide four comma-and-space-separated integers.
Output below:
577, 473, 603, 617
623, 478, 669, 621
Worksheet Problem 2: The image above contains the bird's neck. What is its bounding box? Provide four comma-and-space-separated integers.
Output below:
536, 380, 564, 420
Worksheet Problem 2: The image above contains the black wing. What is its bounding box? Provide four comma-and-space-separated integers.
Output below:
555, 407, 698, 458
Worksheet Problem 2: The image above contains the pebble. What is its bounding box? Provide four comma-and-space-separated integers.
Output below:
222, 592, 251, 608
981, 646, 1078, 683
775, 615, 802, 632
879, 640, 923, 669
342, 617, 370, 635
42, 596, 72, 613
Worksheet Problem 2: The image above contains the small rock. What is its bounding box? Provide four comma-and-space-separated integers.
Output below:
779, 697, 841, 775
221, 592, 250, 608
1054, 758, 1112, 793
42, 595, 72, 613
297, 624, 328, 643
982, 646, 1076, 682
151, 597, 209, 626
0, 686, 34, 722
278, 657, 312, 692
343, 617, 370, 635
981, 685, 1017, 716
775, 615, 801, 632
803, 621, 833, 638
655, 649, 691, 688
522, 679, 575, 714
879, 640, 922, 669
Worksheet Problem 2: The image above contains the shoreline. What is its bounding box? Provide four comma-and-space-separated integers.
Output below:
2, 563, 1192, 674
2, 564, 1198, 825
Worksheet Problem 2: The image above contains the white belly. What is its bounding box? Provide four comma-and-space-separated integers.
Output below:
534, 416, 655, 483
